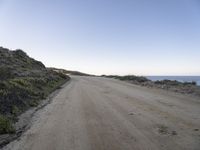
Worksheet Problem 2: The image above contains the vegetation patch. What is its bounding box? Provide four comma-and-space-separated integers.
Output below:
0, 47, 70, 134
102, 75, 149, 83
103, 75, 200, 97
0, 115, 15, 134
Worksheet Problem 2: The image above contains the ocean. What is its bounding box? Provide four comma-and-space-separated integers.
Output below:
146, 76, 200, 86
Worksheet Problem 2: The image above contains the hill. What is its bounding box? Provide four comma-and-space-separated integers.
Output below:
0, 47, 70, 134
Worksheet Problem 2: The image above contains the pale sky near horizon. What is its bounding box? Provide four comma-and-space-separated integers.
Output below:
0, 0, 200, 75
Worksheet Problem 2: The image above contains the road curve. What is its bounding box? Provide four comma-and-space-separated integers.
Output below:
3, 76, 200, 150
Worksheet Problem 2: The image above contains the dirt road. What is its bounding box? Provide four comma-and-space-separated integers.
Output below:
3, 76, 200, 150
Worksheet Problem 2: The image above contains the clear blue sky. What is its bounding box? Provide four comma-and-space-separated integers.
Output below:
0, 0, 200, 75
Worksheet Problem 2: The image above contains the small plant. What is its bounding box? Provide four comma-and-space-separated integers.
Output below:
10, 78, 31, 87
157, 124, 169, 135
0, 67, 13, 80
11, 105, 20, 116
29, 100, 39, 107
0, 115, 15, 134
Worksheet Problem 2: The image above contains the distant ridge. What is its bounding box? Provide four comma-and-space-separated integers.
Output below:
48, 67, 93, 76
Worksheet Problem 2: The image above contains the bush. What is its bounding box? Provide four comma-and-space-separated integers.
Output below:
154, 80, 197, 86
0, 67, 14, 80
0, 115, 15, 134
116, 75, 149, 83
11, 105, 20, 116
57, 72, 69, 79
183, 81, 196, 86
10, 78, 31, 87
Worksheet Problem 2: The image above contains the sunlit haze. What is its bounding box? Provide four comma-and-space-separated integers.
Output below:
0, 0, 200, 75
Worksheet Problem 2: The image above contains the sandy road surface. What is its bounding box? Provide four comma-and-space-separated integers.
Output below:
3, 76, 200, 150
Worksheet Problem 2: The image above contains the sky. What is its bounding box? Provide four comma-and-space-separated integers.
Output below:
0, 0, 200, 75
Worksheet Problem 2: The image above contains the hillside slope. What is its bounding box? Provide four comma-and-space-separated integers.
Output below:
0, 47, 70, 134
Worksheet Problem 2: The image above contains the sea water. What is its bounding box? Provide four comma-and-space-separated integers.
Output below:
146, 76, 200, 86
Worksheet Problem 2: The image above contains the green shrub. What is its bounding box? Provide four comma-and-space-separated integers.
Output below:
0, 89, 9, 97
111, 75, 149, 83
0, 67, 14, 80
29, 100, 39, 107
57, 72, 68, 79
0, 115, 15, 134
11, 106, 20, 116
13, 78, 30, 86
